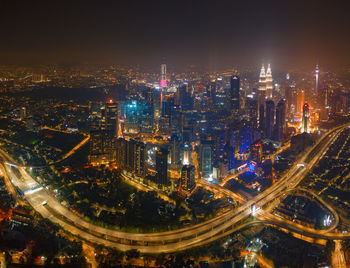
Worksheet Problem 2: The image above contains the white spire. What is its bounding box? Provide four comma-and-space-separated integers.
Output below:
266, 63, 272, 77
259, 64, 266, 82
265, 63, 273, 99
259, 64, 266, 93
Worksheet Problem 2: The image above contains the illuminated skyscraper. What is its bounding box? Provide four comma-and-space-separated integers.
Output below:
266, 64, 273, 99
105, 101, 119, 138
239, 121, 253, 159
315, 64, 319, 94
258, 64, 266, 104
156, 147, 169, 185
259, 104, 265, 131
169, 135, 181, 169
297, 89, 305, 114
161, 58, 167, 88
116, 138, 127, 169
153, 87, 161, 119
275, 99, 286, 142
258, 64, 267, 131
251, 140, 263, 164
230, 75, 240, 111
302, 103, 310, 133
182, 144, 192, 165
200, 138, 214, 180
245, 97, 258, 127
89, 101, 118, 164
223, 140, 235, 172
265, 100, 275, 139
158, 58, 167, 120
180, 165, 196, 192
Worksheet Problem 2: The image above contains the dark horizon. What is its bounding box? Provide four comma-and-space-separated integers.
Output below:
1, 0, 350, 69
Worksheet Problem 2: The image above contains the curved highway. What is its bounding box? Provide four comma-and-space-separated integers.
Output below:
0, 123, 349, 253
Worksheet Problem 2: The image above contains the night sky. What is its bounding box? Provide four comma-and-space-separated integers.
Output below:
1, 0, 350, 69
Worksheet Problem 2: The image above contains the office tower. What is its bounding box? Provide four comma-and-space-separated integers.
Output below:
103, 101, 118, 161
89, 130, 109, 164
153, 87, 161, 120
213, 129, 226, 163
275, 99, 286, 142
170, 135, 181, 169
179, 83, 194, 111
163, 94, 175, 117
116, 138, 127, 169
297, 89, 305, 114
182, 111, 195, 143
90, 131, 115, 164
89, 101, 118, 164
145, 87, 154, 113
285, 86, 292, 111
230, 75, 240, 111
315, 64, 319, 94
200, 138, 214, 180
214, 86, 227, 110
134, 140, 146, 177
265, 100, 275, 139
239, 121, 253, 157
180, 165, 196, 192
126, 139, 136, 171
105, 101, 119, 138
170, 105, 183, 139
329, 90, 347, 114
158, 117, 171, 136
160, 58, 167, 88
250, 140, 263, 164
223, 141, 235, 172
245, 97, 258, 127
266, 64, 273, 99
323, 87, 329, 107
116, 138, 146, 177
156, 147, 169, 185
259, 104, 265, 131
209, 82, 216, 103
182, 144, 192, 165
302, 103, 310, 133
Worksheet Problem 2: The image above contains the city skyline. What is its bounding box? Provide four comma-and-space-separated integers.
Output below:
0, 1, 349, 267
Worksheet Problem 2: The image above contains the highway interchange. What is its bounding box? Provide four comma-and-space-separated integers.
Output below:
1, 123, 350, 254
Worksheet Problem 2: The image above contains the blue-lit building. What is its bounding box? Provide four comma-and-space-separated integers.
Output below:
239, 121, 253, 159
120, 100, 151, 135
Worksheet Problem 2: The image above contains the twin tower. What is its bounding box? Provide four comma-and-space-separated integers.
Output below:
259, 64, 273, 101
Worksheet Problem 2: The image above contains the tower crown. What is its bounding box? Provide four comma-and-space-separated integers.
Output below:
266, 64, 272, 78
259, 64, 266, 82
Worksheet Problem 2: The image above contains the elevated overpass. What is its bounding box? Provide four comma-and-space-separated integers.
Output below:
0, 123, 349, 253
